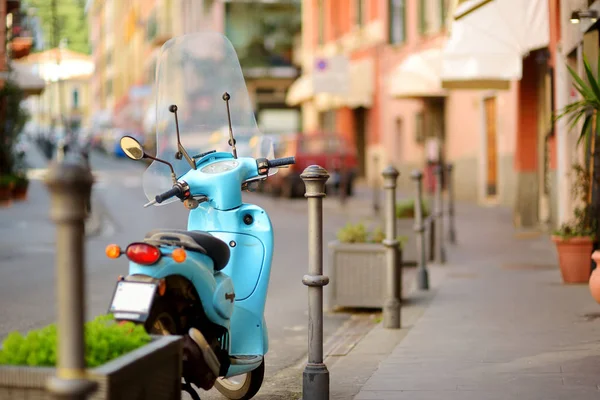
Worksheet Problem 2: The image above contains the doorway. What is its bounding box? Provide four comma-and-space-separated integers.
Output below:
354, 107, 367, 177
484, 97, 498, 197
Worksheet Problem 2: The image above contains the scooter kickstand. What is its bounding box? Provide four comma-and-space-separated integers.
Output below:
182, 379, 201, 400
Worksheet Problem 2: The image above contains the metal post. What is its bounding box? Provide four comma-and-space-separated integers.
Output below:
411, 170, 429, 290
434, 165, 446, 264
45, 162, 97, 400
446, 163, 457, 244
382, 166, 401, 329
372, 155, 380, 215
301, 165, 330, 400
338, 167, 348, 207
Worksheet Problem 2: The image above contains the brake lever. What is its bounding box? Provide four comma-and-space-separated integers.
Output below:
143, 199, 157, 208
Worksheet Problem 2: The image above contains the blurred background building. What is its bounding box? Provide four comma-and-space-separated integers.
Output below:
85, 0, 301, 154
2, 0, 599, 234
287, 0, 599, 232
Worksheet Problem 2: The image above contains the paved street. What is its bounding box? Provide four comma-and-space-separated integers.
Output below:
0, 145, 385, 398
339, 203, 600, 400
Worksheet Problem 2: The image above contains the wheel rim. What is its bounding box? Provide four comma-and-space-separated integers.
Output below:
216, 374, 248, 391
149, 312, 176, 335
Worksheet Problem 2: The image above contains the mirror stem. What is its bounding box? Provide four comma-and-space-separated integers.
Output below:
223, 92, 237, 159
169, 105, 196, 170
144, 154, 178, 184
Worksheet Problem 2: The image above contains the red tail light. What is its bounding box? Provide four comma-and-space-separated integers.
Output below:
125, 243, 161, 265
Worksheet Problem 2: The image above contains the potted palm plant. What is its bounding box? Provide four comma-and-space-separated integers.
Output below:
552, 164, 596, 283
553, 55, 600, 283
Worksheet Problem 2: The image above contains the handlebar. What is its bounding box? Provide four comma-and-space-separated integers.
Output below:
267, 156, 295, 168
150, 156, 296, 206
155, 186, 183, 204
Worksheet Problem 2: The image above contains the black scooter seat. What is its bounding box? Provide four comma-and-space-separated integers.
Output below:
144, 229, 230, 271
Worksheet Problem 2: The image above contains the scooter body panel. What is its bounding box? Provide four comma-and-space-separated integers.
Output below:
188, 202, 273, 360
127, 248, 234, 329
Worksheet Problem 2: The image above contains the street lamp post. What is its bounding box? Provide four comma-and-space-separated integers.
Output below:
301, 165, 330, 400
44, 161, 97, 400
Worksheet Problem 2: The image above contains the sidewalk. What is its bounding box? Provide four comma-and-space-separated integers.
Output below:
329, 201, 600, 400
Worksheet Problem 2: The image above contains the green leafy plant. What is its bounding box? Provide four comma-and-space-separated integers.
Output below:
395, 198, 430, 219
553, 163, 596, 240
0, 175, 15, 188
555, 55, 600, 239
337, 222, 409, 247
0, 314, 151, 368
12, 174, 29, 189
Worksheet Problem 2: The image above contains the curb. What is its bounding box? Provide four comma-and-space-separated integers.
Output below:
325, 265, 447, 400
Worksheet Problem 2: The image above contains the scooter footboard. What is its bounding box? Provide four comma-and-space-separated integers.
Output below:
228, 304, 268, 356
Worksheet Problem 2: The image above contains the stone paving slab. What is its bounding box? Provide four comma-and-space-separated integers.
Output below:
351, 201, 600, 400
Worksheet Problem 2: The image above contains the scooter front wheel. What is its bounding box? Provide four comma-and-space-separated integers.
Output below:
214, 359, 264, 400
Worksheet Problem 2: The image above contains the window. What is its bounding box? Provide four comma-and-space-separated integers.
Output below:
415, 112, 425, 143
318, 0, 325, 45
418, 0, 427, 35
440, 0, 447, 28
72, 89, 79, 109
355, 0, 364, 26
389, 0, 406, 44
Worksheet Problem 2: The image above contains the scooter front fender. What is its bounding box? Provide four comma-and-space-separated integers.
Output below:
127, 250, 233, 328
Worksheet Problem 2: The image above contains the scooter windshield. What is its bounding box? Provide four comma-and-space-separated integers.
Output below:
142, 31, 275, 205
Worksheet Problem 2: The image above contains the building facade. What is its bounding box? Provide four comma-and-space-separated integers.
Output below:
16, 48, 94, 136
86, 0, 301, 143
287, 0, 589, 231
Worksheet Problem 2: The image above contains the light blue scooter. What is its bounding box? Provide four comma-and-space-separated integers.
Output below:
104, 32, 295, 400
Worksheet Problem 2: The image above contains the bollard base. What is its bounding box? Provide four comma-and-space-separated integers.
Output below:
417, 267, 429, 290
449, 229, 457, 245
46, 376, 97, 400
303, 363, 330, 400
383, 298, 401, 329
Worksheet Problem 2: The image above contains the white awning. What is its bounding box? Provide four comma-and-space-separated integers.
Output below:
285, 74, 313, 106
7, 62, 46, 96
315, 58, 374, 111
389, 48, 447, 98
441, 0, 550, 90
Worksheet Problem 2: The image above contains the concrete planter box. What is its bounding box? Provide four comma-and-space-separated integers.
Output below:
396, 217, 436, 265
0, 335, 182, 400
327, 241, 403, 309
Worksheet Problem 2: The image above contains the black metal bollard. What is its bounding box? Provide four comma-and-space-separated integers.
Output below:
301, 165, 330, 400
446, 163, 457, 244
411, 170, 429, 290
382, 166, 401, 329
44, 162, 97, 400
434, 165, 446, 264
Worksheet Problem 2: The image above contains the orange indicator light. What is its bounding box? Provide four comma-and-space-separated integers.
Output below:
106, 244, 122, 259
172, 248, 187, 263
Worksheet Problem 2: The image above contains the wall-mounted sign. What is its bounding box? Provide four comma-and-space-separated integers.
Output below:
312, 55, 350, 95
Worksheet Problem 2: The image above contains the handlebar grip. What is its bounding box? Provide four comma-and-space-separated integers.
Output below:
155, 186, 182, 204
268, 156, 296, 168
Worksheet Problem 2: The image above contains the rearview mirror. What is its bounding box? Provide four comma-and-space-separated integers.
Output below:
120, 136, 145, 160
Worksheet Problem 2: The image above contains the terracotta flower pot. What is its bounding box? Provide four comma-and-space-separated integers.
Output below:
0, 184, 13, 207
552, 235, 593, 283
590, 251, 600, 303
12, 181, 29, 201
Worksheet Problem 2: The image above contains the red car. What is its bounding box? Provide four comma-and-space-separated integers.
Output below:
262, 132, 358, 198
